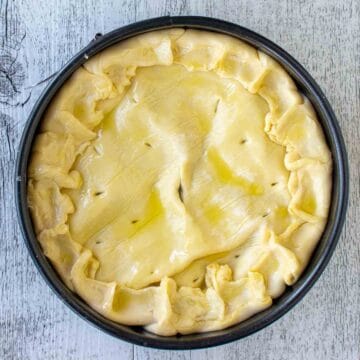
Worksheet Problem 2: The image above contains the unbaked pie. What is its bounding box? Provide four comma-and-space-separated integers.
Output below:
28, 29, 332, 335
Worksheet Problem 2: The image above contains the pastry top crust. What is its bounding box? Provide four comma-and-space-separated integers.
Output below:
28, 29, 332, 335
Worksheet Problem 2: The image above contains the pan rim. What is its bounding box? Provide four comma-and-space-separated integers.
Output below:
15, 15, 349, 350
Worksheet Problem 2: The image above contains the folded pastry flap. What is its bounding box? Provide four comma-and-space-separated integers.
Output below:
70, 255, 177, 333
270, 240, 301, 285
222, 228, 301, 298
41, 110, 96, 143
250, 252, 286, 298
28, 131, 84, 189
28, 179, 74, 233
69, 247, 272, 335
38, 224, 82, 289
195, 265, 271, 333
173, 30, 227, 71
173, 252, 224, 288
71, 250, 116, 310
273, 102, 331, 163
84, 29, 184, 92
288, 162, 332, 221
217, 51, 267, 91
29, 132, 77, 171
257, 66, 303, 120
174, 30, 269, 93
149, 265, 272, 335
278, 221, 327, 273
46, 67, 115, 129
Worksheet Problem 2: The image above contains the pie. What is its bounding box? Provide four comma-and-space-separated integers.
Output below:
28, 29, 332, 335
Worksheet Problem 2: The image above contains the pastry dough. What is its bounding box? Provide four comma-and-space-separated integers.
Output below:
28, 29, 332, 335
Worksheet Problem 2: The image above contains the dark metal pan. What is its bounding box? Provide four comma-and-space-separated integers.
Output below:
15, 16, 349, 350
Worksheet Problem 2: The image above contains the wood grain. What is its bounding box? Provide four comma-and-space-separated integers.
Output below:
0, 0, 359, 359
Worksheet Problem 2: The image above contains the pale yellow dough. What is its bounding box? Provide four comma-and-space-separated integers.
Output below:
28, 29, 332, 335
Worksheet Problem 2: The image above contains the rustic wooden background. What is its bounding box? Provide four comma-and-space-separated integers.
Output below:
0, 0, 359, 359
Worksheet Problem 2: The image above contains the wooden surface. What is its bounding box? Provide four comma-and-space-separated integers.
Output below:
0, 0, 359, 359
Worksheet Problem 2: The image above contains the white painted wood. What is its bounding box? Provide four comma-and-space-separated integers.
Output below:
1, 0, 359, 359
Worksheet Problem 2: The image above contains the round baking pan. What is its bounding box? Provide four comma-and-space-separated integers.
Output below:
15, 16, 349, 349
